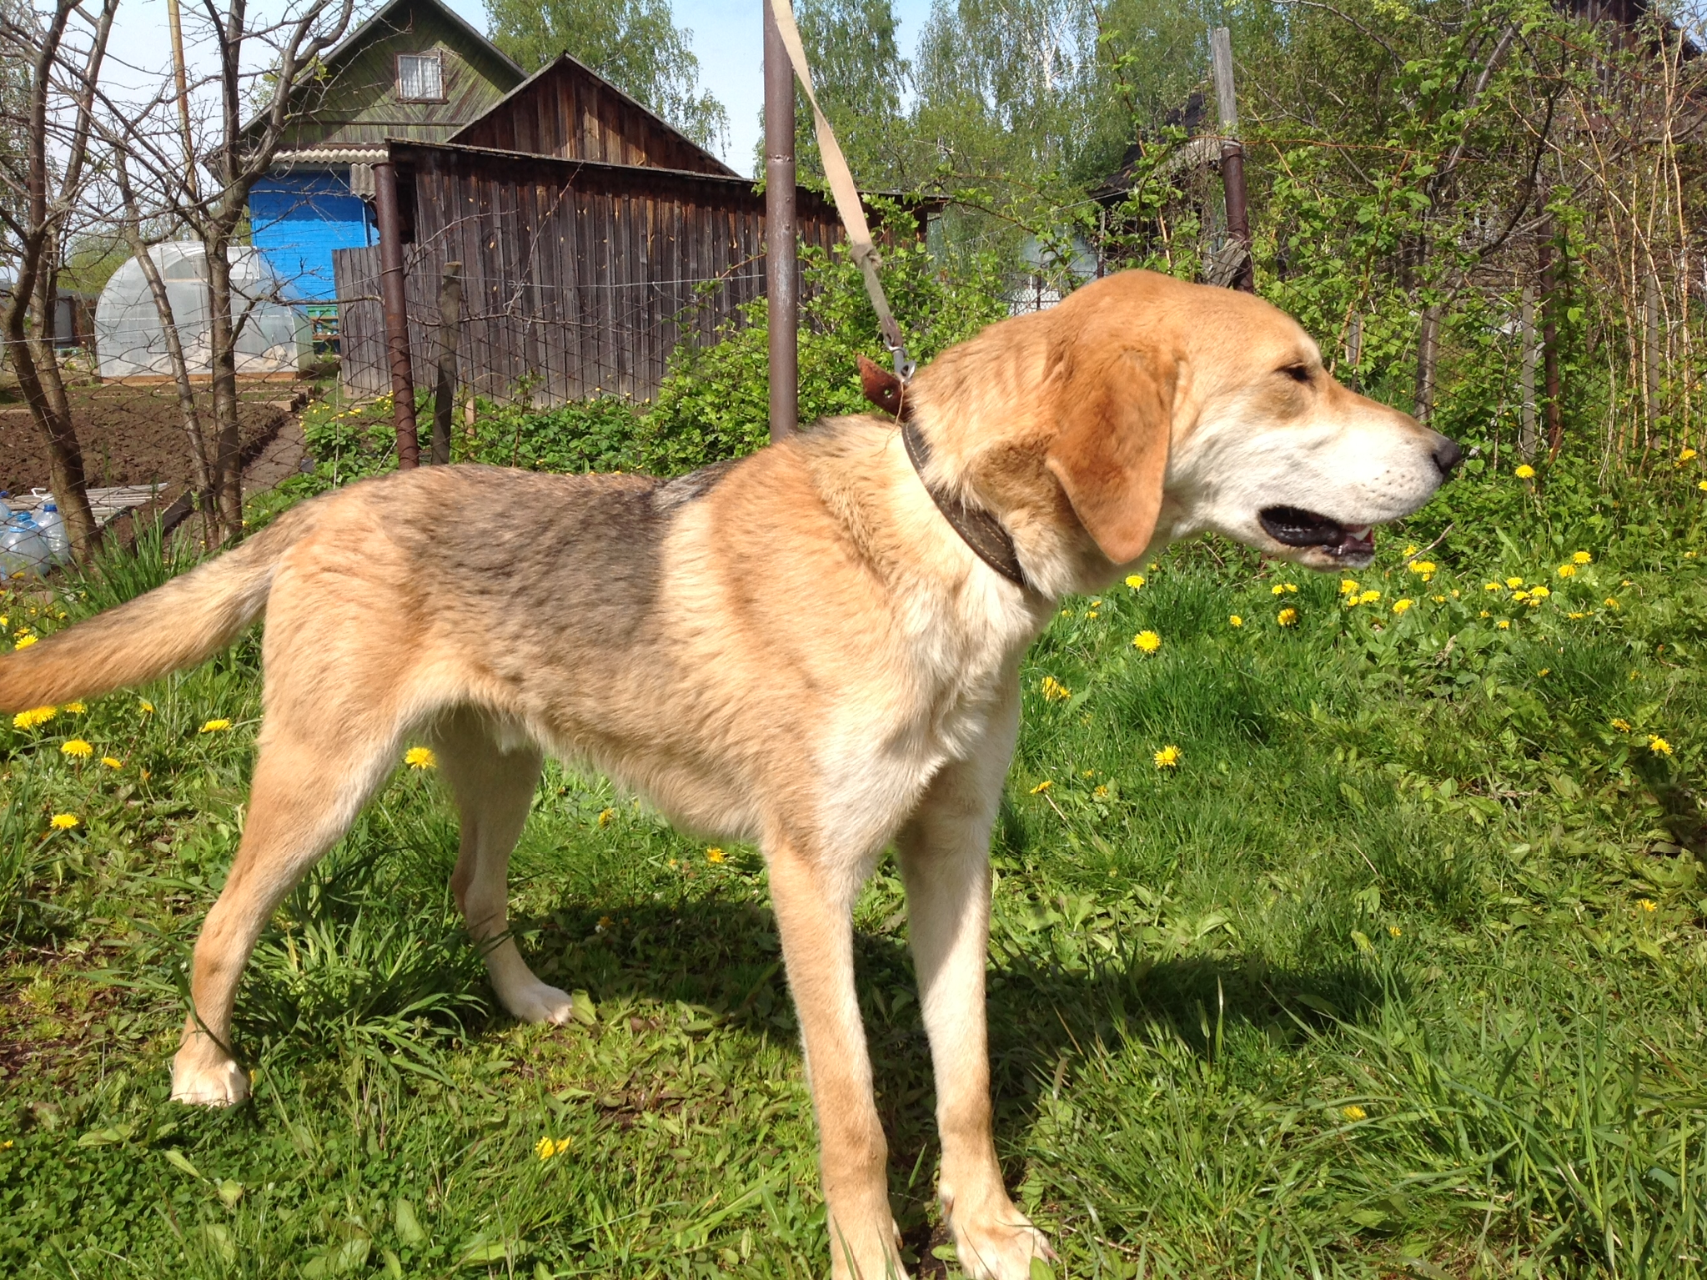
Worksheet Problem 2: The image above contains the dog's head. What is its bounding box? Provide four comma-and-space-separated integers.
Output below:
1035, 270, 1458, 573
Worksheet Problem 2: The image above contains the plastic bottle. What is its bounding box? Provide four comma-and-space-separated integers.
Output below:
0, 513, 51, 581
35, 502, 69, 565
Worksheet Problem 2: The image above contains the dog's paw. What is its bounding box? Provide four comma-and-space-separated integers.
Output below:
946, 1196, 1052, 1280
170, 1054, 249, 1107
501, 980, 576, 1025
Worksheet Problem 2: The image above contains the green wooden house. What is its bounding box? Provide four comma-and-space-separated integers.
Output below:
246, 0, 523, 302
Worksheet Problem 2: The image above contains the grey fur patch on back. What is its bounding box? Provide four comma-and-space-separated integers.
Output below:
655, 459, 739, 512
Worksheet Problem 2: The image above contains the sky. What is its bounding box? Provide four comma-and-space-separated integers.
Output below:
102, 0, 938, 178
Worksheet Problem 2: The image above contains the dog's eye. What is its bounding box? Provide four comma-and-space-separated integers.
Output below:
1281, 365, 1312, 384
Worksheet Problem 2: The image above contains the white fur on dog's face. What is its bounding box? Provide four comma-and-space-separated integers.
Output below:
1163, 329, 1449, 570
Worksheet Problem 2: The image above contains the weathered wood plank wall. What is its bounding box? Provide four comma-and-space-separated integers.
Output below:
334, 143, 840, 404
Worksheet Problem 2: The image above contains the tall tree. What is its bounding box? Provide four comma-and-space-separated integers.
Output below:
0, 0, 117, 563
789, 0, 910, 186
485, 0, 730, 155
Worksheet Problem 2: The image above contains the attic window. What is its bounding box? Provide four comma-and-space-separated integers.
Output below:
396, 52, 444, 102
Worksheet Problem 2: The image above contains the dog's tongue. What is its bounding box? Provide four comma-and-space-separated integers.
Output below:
1338, 525, 1375, 557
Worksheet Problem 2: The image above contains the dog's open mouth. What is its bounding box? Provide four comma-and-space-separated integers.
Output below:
1259, 506, 1375, 560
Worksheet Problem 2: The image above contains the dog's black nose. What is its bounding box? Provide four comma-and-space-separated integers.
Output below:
1433, 436, 1464, 478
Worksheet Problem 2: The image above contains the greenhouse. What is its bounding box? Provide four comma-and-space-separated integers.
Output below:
94, 242, 311, 380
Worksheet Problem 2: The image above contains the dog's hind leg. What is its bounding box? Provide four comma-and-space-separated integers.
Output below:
171, 721, 400, 1106
432, 710, 570, 1024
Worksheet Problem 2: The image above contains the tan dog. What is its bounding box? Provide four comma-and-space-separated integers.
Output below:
0, 271, 1457, 1279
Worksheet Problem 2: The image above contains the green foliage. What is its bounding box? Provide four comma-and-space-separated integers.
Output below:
789, 0, 912, 187
484, 0, 730, 153
635, 238, 1010, 474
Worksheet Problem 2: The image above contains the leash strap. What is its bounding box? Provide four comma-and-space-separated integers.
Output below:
901, 418, 1028, 588
766, 0, 914, 381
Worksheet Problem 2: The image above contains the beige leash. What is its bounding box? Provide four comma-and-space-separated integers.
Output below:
765, 0, 914, 381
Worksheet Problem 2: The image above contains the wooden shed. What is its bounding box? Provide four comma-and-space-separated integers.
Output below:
332, 55, 845, 405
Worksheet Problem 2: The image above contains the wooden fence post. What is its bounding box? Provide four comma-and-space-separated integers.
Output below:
432, 261, 462, 466
1210, 27, 1254, 293
1539, 232, 1563, 459
373, 158, 419, 470
764, 0, 798, 442
1520, 284, 1538, 461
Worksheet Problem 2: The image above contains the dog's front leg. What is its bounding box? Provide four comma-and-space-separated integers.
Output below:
897, 749, 1052, 1279
767, 833, 905, 1280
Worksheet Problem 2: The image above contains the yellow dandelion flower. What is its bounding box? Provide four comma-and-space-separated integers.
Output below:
1277, 607, 1298, 626
1040, 676, 1072, 702
1408, 560, 1436, 575
1496, 619, 1511, 629
1505, 576, 1524, 589
1451, 589, 1460, 598
1530, 586, 1550, 599
14, 634, 37, 649
1432, 595, 1445, 603
1557, 564, 1577, 578
1480, 610, 1491, 618
1228, 614, 1243, 627
198, 719, 232, 734
1341, 1104, 1367, 1121
1648, 736, 1673, 756
63, 702, 84, 713
1403, 545, 1418, 557
1573, 550, 1592, 564
1358, 590, 1381, 605
138, 700, 153, 714
1513, 590, 1530, 602
536, 1136, 568, 1160
100, 756, 122, 769
598, 807, 616, 827
1611, 718, 1631, 732
1125, 574, 1146, 589
1340, 579, 1359, 595
1568, 611, 1585, 619
1537, 668, 1550, 677
1391, 599, 1413, 615
1153, 745, 1181, 769
1029, 780, 1052, 794
1272, 584, 1286, 595
12, 706, 56, 730
61, 739, 92, 759
1638, 898, 1657, 912
49, 813, 79, 831
1093, 784, 1109, 799
1605, 597, 1619, 609
706, 846, 725, 863
1133, 630, 1162, 653
1682, 448, 1698, 462
1387, 925, 1402, 938
1699, 480, 1707, 491
404, 746, 437, 770
1514, 464, 1535, 479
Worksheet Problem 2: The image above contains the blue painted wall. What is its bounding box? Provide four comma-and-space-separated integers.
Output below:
249, 172, 374, 303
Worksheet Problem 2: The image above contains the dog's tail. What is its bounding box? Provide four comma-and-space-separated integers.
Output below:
0, 504, 317, 713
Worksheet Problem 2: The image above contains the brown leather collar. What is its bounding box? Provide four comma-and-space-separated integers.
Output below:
858, 353, 1028, 588
900, 418, 1028, 589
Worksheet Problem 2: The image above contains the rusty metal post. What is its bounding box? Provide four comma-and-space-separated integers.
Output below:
373, 158, 419, 469
1210, 27, 1254, 293
764, 0, 798, 441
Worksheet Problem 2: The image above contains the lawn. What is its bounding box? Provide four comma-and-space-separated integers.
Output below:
2, 454, 1705, 1279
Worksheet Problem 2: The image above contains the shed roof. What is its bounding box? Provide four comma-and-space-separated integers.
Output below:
448, 53, 738, 178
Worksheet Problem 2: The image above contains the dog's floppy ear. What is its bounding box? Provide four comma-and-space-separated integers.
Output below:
1044, 347, 1175, 565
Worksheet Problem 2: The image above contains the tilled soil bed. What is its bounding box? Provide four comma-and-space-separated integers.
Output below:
0, 380, 301, 497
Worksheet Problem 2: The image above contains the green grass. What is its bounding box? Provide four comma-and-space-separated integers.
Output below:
2, 492, 1706, 1278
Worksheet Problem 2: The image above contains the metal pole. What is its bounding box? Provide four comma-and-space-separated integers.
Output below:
764, 0, 798, 441
432, 261, 463, 465
373, 158, 419, 469
1209, 27, 1254, 293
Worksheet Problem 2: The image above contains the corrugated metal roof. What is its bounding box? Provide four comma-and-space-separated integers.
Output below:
273, 146, 387, 166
